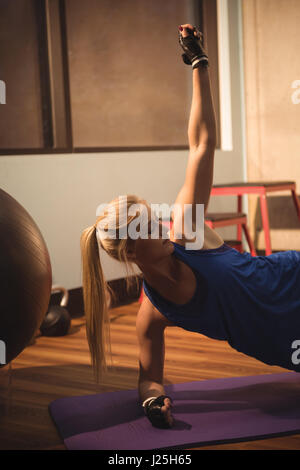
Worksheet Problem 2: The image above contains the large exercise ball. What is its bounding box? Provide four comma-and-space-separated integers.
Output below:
0, 188, 52, 364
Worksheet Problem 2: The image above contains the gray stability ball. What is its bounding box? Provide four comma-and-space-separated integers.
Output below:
0, 188, 52, 364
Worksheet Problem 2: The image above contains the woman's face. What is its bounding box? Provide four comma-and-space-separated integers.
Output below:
127, 211, 174, 266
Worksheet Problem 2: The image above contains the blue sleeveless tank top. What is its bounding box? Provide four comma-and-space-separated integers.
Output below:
143, 242, 300, 372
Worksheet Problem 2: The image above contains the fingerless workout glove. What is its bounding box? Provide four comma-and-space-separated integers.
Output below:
143, 395, 173, 429
178, 27, 209, 69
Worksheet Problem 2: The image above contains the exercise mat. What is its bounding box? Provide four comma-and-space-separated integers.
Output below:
49, 372, 300, 450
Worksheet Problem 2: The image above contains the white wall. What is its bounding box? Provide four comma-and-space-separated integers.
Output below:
0, 0, 246, 289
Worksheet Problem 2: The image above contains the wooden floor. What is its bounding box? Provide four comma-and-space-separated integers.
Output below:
1, 301, 300, 450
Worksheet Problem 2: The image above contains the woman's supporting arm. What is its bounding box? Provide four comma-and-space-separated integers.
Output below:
136, 297, 174, 427
136, 300, 167, 403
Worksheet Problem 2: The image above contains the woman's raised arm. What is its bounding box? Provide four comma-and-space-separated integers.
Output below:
172, 25, 217, 235
188, 65, 217, 151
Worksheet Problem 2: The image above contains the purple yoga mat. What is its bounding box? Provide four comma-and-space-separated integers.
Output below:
49, 372, 300, 450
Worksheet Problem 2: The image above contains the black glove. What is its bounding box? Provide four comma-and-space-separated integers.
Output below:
178, 27, 209, 69
143, 395, 173, 429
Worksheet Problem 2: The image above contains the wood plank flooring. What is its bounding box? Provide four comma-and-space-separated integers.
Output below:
0, 301, 299, 450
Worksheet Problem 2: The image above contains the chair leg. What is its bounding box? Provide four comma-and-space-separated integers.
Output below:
291, 188, 300, 221
236, 243, 243, 253
242, 223, 257, 257
259, 194, 272, 256
237, 195, 243, 243
138, 287, 144, 303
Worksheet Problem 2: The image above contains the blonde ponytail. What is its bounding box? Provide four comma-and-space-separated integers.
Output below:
80, 194, 147, 383
80, 225, 113, 383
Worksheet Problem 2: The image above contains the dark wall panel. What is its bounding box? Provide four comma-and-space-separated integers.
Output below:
65, 0, 191, 148
0, 0, 44, 148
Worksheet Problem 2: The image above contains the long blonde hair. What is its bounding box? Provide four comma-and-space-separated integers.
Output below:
80, 194, 146, 383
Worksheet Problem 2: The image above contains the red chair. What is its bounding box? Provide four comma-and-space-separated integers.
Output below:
211, 181, 300, 255
205, 212, 257, 257
138, 213, 256, 303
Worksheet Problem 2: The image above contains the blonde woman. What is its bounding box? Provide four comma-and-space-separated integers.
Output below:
80, 25, 300, 429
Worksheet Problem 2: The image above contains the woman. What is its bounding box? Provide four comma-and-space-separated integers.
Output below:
80, 24, 300, 430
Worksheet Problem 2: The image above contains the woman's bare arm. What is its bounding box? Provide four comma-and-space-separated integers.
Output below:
188, 66, 217, 151
136, 296, 169, 401
173, 25, 217, 231
136, 296, 174, 427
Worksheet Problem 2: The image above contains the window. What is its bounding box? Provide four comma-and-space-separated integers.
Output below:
0, 0, 220, 155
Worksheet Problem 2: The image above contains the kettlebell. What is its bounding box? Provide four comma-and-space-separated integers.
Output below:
40, 285, 71, 337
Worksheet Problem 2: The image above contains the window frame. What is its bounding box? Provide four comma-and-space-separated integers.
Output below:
0, 0, 220, 156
